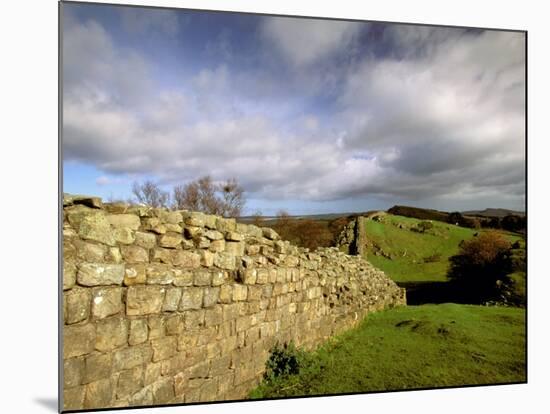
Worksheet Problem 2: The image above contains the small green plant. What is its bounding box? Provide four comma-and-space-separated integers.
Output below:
264, 341, 306, 380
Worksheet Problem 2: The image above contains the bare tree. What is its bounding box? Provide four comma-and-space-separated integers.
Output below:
172, 175, 245, 217
131, 180, 170, 208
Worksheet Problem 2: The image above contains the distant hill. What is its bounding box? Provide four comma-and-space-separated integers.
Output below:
462, 208, 525, 218
387, 205, 450, 222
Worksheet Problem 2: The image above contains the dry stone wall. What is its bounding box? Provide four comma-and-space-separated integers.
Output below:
62, 195, 406, 410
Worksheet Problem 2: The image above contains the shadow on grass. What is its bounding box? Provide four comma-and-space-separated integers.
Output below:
397, 281, 475, 305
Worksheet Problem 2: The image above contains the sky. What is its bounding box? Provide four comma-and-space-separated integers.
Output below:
62, 2, 526, 216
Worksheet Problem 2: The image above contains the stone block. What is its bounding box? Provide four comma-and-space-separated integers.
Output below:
225, 231, 243, 241
162, 287, 182, 312
151, 248, 173, 264
214, 252, 236, 270
193, 270, 212, 286
123, 264, 146, 286
204, 230, 224, 240
164, 314, 183, 335
239, 268, 257, 285
120, 245, 149, 263
159, 232, 182, 248
146, 263, 174, 284
134, 231, 156, 249
91, 287, 123, 319
225, 241, 245, 256
262, 227, 279, 240
209, 239, 225, 252
63, 259, 77, 290
129, 387, 153, 406
216, 217, 236, 232
179, 288, 203, 310
211, 270, 226, 286
151, 377, 175, 405
83, 353, 112, 384
95, 317, 128, 352
108, 247, 123, 263
64, 357, 84, 388
128, 319, 149, 346
183, 310, 205, 331
113, 228, 135, 244
74, 240, 107, 262
147, 315, 165, 339
63, 385, 85, 410
185, 212, 206, 227
78, 213, 116, 246
77, 263, 124, 286
116, 367, 144, 399
172, 271, 193, 286
165, 223, 183, 233
173, 251, 201, 268
84, 378, 113, 409
233, 284, 248, 301
219, 285, 232, 303
65, 288, 91, 324
204, 306, 223, 327
64, 323, 96, 358
151, 336, 178, 362
199, 250, 215, 266
256, 268, 269, 284
144, 362, 162, 386
126, 286, 165, 316
203, 287, 220, 308
106, 214, 141, 230
113, 344, 152, 371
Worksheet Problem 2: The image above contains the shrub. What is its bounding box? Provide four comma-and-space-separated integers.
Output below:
417, 221, 433, 232
448, 231, 513, 303
264, 342, 308, 381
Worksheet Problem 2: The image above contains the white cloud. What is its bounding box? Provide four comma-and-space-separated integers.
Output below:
119, 8, 180, 36
261, 16, 362, 67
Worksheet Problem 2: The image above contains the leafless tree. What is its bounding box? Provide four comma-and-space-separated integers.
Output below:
131, 180, 170, 208
172, 175, 245, 217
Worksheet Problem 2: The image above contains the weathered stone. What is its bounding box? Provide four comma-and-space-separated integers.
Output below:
194, 270, 212, 286
126, 286, 166, 316
173, 251, 201, 268
65, 288, 91, 324
146, 264, 174, 284
165, 222, 183, 232
64, 357, 84, 388
113, 228, 135, 244
107, 214, 141, 230
64, 385, 85, 410
84, 378, 113, 409
123, 264, 146, 286
95, 317, 128, 352
108, 247, 123, 263
216, 217, 236, 232
147, 315, 165, 339
83, 353, 112, 384
134, 231, 156, 249
77, 263, 124, 286
129, 387, 153, 406
196, 236, 211, 249
219, 285, 232, 303
162, 287, 182, 312
179, 288, 203, 310
172, 271, 193, 287
246, 244, 261, 255
225, 231, 243, 241
200, 250, 215, 266
103, 202, 130, 214
233, 284, 248, 301
214, 252, 236, 270
225, 241, 245, 256
151, 377, 175, 404
185, 212, 206, 227
113, 344, 152, 371
151, 337, 177, 362
203, 287, 220, 308
64, 324, 96, 358
144, 362, 163, 386
164, 314, 183, 336
159, 232, 182, 248
91, 287, 123, 319
78, 212, 116, 246
211, 270, 226, 286
128, 319, 148, 345
184, 225, 202, 239
262, 227, 279, 240
239, 268, 257, 285
117, 366, 144, 399
71, 195, 103, 209
204, 230, 224, 240
120, 245, 149, 263
204, 306, 223, 327
74, 240, 107, 262
209, 239, 225, 253
143, 218, 166, 234
63, 259, 77, 290
151, 248, 173, 264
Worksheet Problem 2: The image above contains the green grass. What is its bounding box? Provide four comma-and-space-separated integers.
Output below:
250, 304, 526, 399
363, 215, 521, 283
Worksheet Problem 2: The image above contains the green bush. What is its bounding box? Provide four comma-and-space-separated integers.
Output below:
264, 342, 307, 381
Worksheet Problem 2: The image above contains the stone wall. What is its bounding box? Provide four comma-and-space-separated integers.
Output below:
62, 195, 406, 410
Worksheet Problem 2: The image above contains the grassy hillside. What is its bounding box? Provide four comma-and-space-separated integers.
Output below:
363, 214, 520, 283
250, 304, 526, 398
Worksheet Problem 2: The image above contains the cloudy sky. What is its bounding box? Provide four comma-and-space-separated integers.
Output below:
62, 3, 525, 215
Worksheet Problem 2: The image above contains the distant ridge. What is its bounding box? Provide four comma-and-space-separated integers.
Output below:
461, 208, 525, 218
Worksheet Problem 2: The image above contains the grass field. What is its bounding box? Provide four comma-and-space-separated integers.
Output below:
250, 303, 526, 399
363, 214, 521, 283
